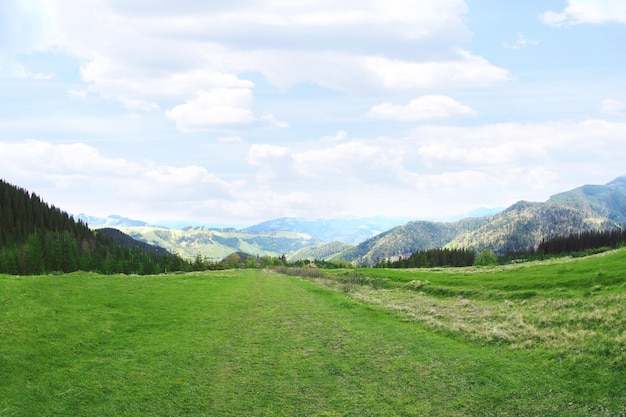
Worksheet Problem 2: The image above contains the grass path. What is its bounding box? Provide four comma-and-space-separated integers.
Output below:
0, 270, 623, 416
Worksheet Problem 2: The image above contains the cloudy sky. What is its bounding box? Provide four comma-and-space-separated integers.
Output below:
2, 0, 626, 226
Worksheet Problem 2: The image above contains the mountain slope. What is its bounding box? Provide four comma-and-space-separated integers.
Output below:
445, 201, 614, 254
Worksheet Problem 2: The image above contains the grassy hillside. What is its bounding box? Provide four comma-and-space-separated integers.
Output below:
2, 251, 625, 415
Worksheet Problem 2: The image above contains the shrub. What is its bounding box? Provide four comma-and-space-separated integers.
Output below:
475, 249, 498, 266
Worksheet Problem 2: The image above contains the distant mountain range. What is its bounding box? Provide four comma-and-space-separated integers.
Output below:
243, 216, 416, 244
83, 215, 423, 259
79, 175, 626, 264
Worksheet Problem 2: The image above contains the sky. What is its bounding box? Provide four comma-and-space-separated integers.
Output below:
1, 0, 626, 227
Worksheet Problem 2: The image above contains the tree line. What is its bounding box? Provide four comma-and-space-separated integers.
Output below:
375, 247, 476, 268
536, 228, 626, 255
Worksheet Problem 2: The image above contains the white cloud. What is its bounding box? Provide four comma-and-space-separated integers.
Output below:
0, 140, 232, 219
246, 143, 291, 182
321, 130, 349, 142
292, 140, 405, 184
411, 120, 626, 166
112, 0, 469, 43
363, 50, 512, 89
222, 190, 313, 220
541, 0, 626, 26
503, 33, 540, 49
217, 136, 245, 143
166, 88, 285, 131
27, 0, 503, 121
3, 117, 626, 224
367, 95, 476, 121
247, 144, 290, 166
600, 98, 626, 115
0, 0, 54, 78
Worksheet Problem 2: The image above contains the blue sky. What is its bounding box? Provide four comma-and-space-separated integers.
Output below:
1, 0, 626, 226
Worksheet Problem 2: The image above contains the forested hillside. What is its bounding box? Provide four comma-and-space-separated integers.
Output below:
445, 201, 615, 254
0, 179, 189, 274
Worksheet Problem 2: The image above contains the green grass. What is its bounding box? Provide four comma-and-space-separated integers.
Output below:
1, 252, 626, 416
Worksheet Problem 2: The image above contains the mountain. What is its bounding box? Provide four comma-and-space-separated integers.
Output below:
337, 217, 490, 265
335, 175, 626, 265
115, 226, 323, 261
244, 216, 415, 244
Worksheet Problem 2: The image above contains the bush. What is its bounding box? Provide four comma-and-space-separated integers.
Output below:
475, 249, 498, 266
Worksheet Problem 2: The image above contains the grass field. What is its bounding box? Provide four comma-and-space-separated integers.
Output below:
1, 251, 625, 416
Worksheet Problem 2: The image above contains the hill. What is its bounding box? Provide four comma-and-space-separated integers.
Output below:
336, 175, 626, 265
0, 179, 188, 274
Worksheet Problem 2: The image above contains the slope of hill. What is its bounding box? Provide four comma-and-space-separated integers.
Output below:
116, 226, 323, 260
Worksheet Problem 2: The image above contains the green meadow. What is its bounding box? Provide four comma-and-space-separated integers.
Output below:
1, 251, 626, 416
